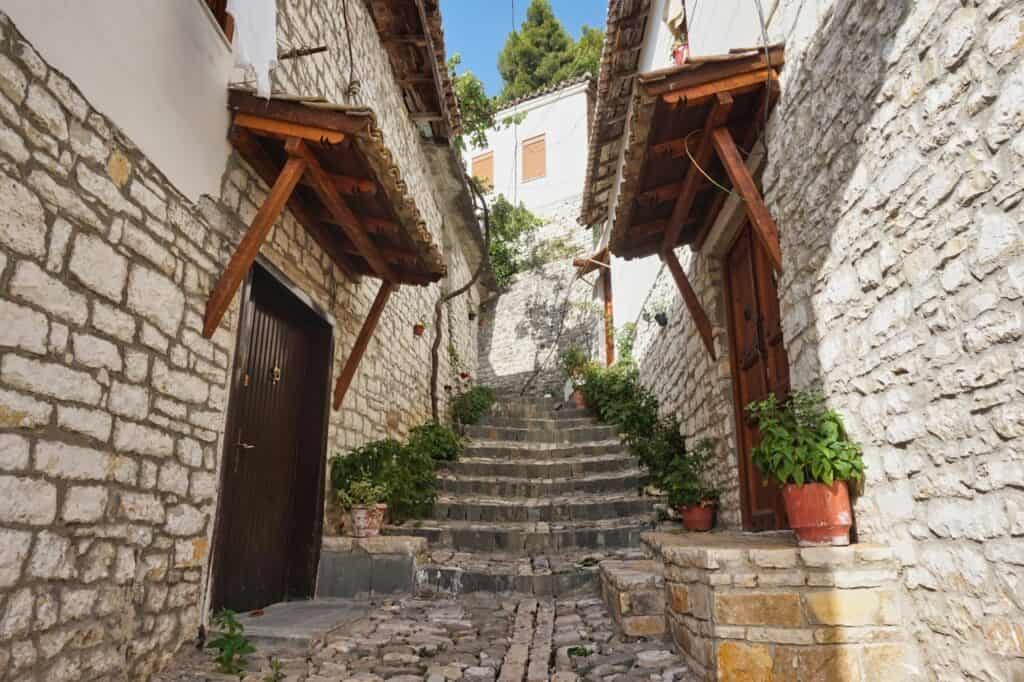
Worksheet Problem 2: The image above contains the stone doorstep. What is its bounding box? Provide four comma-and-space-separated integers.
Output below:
321, 534, 428, 557
235, 600, 370, 654
316, 535, 427, 601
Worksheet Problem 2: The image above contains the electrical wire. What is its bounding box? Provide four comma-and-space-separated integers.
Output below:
341, 0, 362, 99
752, 0, 772, 147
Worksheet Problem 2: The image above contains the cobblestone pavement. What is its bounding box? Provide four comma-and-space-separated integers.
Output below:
157, 593, 692, 681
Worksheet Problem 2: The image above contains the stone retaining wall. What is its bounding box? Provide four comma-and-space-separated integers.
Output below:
0, 2, 482, 678
631, 2, 1024, 677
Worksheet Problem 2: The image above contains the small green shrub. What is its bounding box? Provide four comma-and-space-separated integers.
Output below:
747, 391, 865, 486
559, 346, 589, 384
264, 657, 284, 682
206, 609, 255, 675
617, 323, 637, 363
336, 478, 388, 509
451, 385, 496, 425
329, 439, 437, 522
661, 438, 720, 508
408, 422, 465, 463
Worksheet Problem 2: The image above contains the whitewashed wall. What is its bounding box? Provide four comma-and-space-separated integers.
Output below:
0, 0, 235, 201
464, 81, 590, 214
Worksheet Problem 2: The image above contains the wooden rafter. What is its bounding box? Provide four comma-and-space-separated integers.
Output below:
711, 127, 784, 273
662, 69, 776, 106
333, 280, 395, 409
233, 113, 346, 145
300, 173, 375, 196
228, 126, 359, 282
289, 140, 398, 282
661, 248, 716, 360
660, 93, 734, 253
204, 143, 307, 338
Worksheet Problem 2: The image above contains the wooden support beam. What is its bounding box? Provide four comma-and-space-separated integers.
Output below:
229, 90, 371, 136
662, 68, 775, 106
204, 149, 306, 338
650, 133, 706, 159
333, 280, 395, 409
233, 112, 346, 144
711, 126, 784, 273
603, 269, 615, 366
228, 126, 359, 281
660, 93, 734, 254
320, 213, 400, 237
290, 140, 398, 282
661, 248, 716, 360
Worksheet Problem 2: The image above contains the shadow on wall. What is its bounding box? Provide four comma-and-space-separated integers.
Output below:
477, 259, 598, 398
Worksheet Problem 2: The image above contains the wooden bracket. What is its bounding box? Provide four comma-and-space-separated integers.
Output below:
333, 280, 395, 410
203, 144, 307, 338
661, 93, 734, 254
289, 140, 398, 283
710, 126, 784, 273
661, 248, 716, 361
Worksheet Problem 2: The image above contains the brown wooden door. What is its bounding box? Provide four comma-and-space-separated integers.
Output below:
725, 223, 790, 531
213, 264, 332, 612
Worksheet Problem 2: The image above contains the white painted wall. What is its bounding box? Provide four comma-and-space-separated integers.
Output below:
2, 0, 235, 201
463, 81, 590, 215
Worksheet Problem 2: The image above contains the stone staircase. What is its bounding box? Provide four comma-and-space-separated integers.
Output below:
389, 396, 661, 596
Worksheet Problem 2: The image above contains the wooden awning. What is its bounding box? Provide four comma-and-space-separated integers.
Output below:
608, 46, 785, 264
365, 0, 461, 141
203, 89, 448, 338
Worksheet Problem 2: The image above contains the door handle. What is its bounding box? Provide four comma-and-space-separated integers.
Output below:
237, 442, 255, 450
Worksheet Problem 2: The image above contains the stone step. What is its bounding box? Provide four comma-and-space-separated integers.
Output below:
464, 424, 619, 443
447, 453, 639, 479
464, 439, 624, 460
414, 548, 648, 597
432, 492, 659, 523
384, 516, 655, 553
437, 469, 647, 497
476, 415, 598, 429
489, 402, 588, 420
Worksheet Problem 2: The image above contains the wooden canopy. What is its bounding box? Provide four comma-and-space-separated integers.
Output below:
366, 0, 461, 141
608, 46, 785, 264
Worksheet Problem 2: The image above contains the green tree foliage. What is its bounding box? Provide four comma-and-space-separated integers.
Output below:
489, 195, 543, 288
497, 0, 605, 103
449, 54, 528, 154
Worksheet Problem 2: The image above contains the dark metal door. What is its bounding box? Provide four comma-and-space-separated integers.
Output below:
725, 223, 790, 531
213, 265, 332, 612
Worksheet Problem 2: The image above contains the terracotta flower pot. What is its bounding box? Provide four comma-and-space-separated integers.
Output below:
413, 323, 426, 337
571, 389, 587, 409
349, 504, 387, 538
679, 502, 716, 532
782, 481, 852, 546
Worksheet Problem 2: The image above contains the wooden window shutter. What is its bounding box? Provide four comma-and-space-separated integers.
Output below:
471, 152, 494, 190
204, 0, 235, 40
522, 134, 546, 182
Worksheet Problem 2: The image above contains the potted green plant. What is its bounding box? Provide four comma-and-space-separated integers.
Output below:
337, 477, 389, 537
747, 391, 865, 546
560, 346, 589, 408
662, 438, 719, 531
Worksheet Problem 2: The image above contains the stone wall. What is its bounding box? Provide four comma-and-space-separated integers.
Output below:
0, 1, 482, 678
478, 195, 604, 397
631, 0, 1024, 678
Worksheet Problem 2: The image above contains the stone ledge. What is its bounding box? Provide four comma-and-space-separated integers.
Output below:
321, 534, 428, 556
600, 559, 666, 638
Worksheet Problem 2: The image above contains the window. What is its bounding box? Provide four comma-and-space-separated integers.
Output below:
522, 134, 546, 182
471, 152, 494, 190
203, 0, 235, 41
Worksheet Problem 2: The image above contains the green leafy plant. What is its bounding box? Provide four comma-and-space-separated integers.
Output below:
408, 422, 465, 463
567, 645, 592, 657
206, 609, 255, 675
329, 439, 437, 522
525, 236, 578, 269
336, 477, 389, 509
488, 196, 544, 288
617, 323, 637, 363
264, 657, 284, 682
451, 385, 497, 425
747, 391, 865, 486
559, 346, 589, 385
661, 438, 720, 507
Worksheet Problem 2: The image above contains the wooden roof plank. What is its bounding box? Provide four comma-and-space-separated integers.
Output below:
234, 112, 346, 145
660, 92, 733, 253
229, 89, 372, 135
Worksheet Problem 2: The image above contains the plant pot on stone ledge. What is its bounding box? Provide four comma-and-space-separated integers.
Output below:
570, 388, 587, 409
349, 504, 387, 538
678, 500, 717, 532
747, 391, 865, 546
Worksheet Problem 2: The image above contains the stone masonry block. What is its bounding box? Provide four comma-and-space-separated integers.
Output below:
0, 476, 56, 525
69, 233, 127, 301
0, 170, 46, 258
668, 583, 689, 615
2, 354, 101, 406
716, 641, 773, 682
620, 614, 666, 637
804, 589, 901, 626
713, 592, 803, 627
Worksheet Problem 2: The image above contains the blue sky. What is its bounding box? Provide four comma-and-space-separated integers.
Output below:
441, 0, 608, 96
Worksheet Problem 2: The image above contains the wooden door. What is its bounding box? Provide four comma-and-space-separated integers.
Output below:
213, 264, 332, 612
725, 223, 790, 531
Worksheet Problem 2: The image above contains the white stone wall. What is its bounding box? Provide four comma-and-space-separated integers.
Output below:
632, 1, 1024, 678
0, 1, 481, 677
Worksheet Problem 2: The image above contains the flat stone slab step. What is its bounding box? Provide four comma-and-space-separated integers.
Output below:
465, 439, 624, 460
385, 516, 657, 553
437, 469, 647, 497
432, 492, 660, 523
448, 453, 639, 478
477, 416, 599, 429
233, 600, 369, 654
417, 548, 651, 597
465, 424, 619, 443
